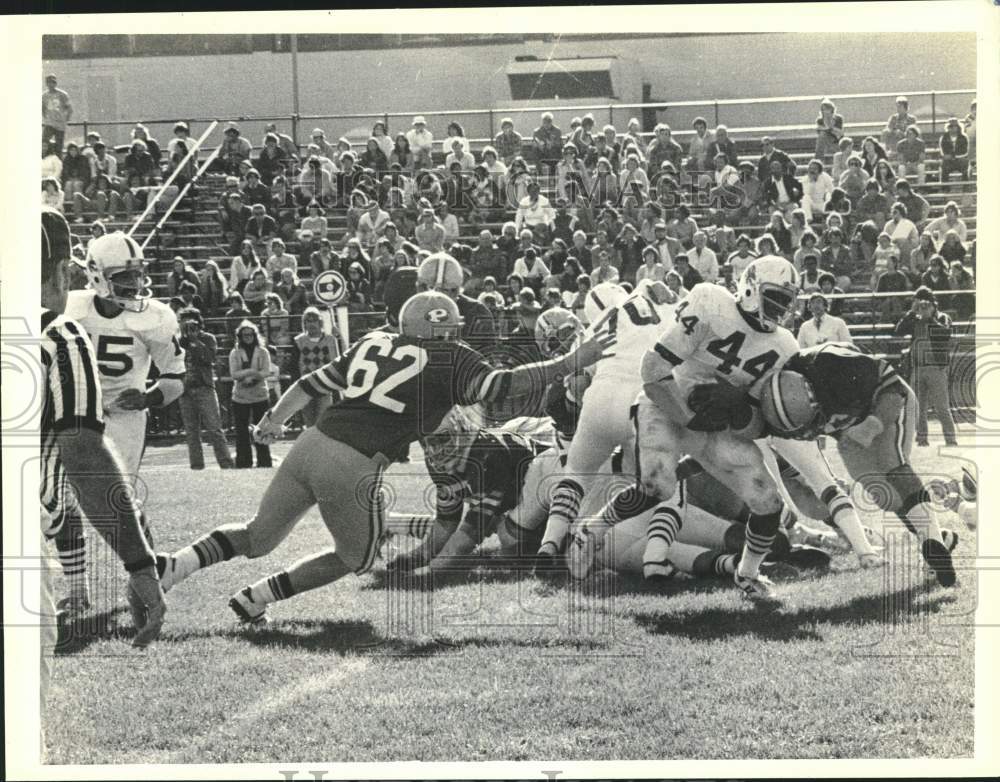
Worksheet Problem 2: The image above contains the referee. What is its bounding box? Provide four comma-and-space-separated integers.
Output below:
39, 207, 167, 706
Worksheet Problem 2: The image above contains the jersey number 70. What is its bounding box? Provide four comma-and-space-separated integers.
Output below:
342, 334, 427, 413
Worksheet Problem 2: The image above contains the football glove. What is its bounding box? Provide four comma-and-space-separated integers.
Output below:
127, 565, 167, 648
687, 381, 753, 432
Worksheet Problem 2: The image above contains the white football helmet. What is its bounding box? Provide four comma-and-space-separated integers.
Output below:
80, 231, 152, 312
736, 255, 800, 331
634, 277, 677, 306
584, 281, 627, 325
417, 253, 464, 299
399, 291, 462, 341
759, 369, 823, 438
535, 307, 583, 358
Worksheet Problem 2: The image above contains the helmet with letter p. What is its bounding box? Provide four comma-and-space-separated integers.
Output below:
399, 291, 462, 341
737, 255, 800, 332
79, 231, 152, 312
759, 368, 824, 438
534, 306, 583, 358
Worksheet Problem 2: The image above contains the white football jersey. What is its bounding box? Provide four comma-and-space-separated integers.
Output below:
645, 282, 798, 414
585, 291, 679, 381
65, 290, 185, 411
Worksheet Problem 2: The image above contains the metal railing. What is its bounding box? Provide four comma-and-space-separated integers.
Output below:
63, 87, 975, 154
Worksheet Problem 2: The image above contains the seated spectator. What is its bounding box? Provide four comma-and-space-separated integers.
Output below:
619, 154, 650, 215
815, 98, 845, 159
198, 260, 229, 316
664, 269, 689, 299
925, 201, 968, 243
441, 120, 470, 156
838, 155, 869, 206
948, 260, 975, 321
330, 137, 353, 169
881, 96, 918, 156
266, 238, 298, 283
883, 202, 920, 265
166, 257, 200, 297
589, 157, 619, 205
342, 238, 373, 282
635, 245, 667, 284
585, 131, 620, 174
893, 125, 927, 185
556, 145, 590, 204
726, 233, 758, 277
909, 231, 937, 283
242, 269, 272, 315
61, 142, 90, 201
720, 161, 760, 225
176, 279, 204, 315
414, 207, 446, 252
222, 292, 252, 337
122, 139, 157, 185
705, 210, 737, 259
496, 221, 520, 265
405, 116, 434, 171
218, 123, 253, 175
260, 292, 291, 347
764, 158, 804, 220
480, 146, 508, 180
343, 262, 372, 313
876, 255, 911, 321
543, 237, 569, 277
830, 136, 855, 181
871, 231, 897, 287
939, 229, 967, 264
568, 274, 592, 323
512, 247, 550, 294
390, 133, 414, 171
707, 152, 740, 211
649, 220, 684, 270
788, 208, 810, 251
893, 179, 930, 228
73, 169, 124, 223
297, 156, 335, 206
589, 249, 620, 286
685, 116, 714, 173
506, 157, 533, 204
358, 137, 389, 173
444, 138, 475, 171
532, 112, 564, 176
614, 224, 646, 284
299, 200, 328, 240
244, 202, 278, 253
757, 136, 795, 182
816, 272, 845, 316
241, 169, 271, 210
309, 237, 341, 278
793, 231, 821, 271
492, 117, 523, 166
514, 181, 555, 240
672, 254, 703, 291
708, 125, 738, 167
275, 267, 308, 316
756, 233, 779, 258
477, 278, 506, 316
764, 211, 794, 256
382, 221, 405, 253
819, 227, 853, 290
230, 239, 263, 293
42, 176, 63, 212
684, 231, 717, 281
666, 204, 698, 249
939, 117, 970, 182
873, 160, 898, 199
558, 257, 583, 294
855, 179, 889, 228
800, 158, 834, 222
824, 188, 853, 228
920, 254, 952, 294
502, 273, 524, 306
799, 253, 823, 293
42, 141, 63, 180
356, 198, 390, 249
963, 99, 977, 171
167, 121, 192, 160
438, 202, 460, 247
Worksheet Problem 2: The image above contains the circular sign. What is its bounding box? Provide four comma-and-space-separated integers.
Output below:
313, 269, 347, 306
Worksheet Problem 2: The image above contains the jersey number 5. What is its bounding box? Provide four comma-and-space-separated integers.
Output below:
95, 335, 135, 378
343, 336, 427, 414
705, 331, 779, 380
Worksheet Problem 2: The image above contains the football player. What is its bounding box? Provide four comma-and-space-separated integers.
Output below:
156, 291, 611, 624
758, 341, 959, 586
54, 231, 185, 613
539, 279, 680, 560
571, 256, 804, 600
416, 253, 497, 352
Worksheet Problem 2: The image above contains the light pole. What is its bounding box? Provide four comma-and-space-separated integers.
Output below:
291, 33, 300, 149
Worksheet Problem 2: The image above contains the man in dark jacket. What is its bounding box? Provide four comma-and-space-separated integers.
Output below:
177, 309, 234, 470
756, 136, 796, 181
894, 286, 957, 446
763, 158, 804, 216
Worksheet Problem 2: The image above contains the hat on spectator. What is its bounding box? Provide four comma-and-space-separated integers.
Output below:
914, 286, 937, 305
412, 115, 427, 125
264, 132, 279, 144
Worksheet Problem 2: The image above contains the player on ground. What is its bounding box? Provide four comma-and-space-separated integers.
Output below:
156, 291, 612, 624
571, 257, 803, 600
759, 341, 959, 586
53, 231, 185, 614
39, 208, 166, 682
539, 278, 680, 560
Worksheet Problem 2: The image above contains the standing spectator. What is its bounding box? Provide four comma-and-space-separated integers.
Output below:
764, 158, 804, 220
198, 260, 229, 317
177, 309, 234, 470
797, 293, 852, 347
493, 117, 523, 166
876, 255, 912, 322
589, 249, 620, 286
646, 124, 683, 175
41, 74, 72, 154
228, 321, 273, 468
708, 125, 738, 167
275, 267, 308, 316
242, 269, 272, 315
230, 239, 263, 293
920, 254, 952, 294
800, 158, 834, 222
815, 98, 845, 159
532, 112, 564, 176
687, 231, 719, 281
219, 123, 253, 175
939, 117, 969, 182
290, 307, 342, 426
894, 287, 957, 446
406, 116, 434, 171
895, 125, 927, 184
686, 117, 714, 173
831, 136, 855, 181
894, 179, 930, 228
881, 96, 918, 157
757, 136, 795, 181
926, 201, 968, 243
266, 238, 298, 283
60, 142, 90, 202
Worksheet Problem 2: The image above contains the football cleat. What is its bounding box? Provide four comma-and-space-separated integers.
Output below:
734, 571, 777, 601
566, 528, 599, 581
921, 538, 957, 588
228, 587, 269, 626
643, 561, 678, 582
155, 553, 183, 593
788, 523, 849, 553
857, 551, 887, 569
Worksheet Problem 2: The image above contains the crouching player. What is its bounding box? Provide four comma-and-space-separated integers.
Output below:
759, 341, 959, 586
156, 292, 612, 623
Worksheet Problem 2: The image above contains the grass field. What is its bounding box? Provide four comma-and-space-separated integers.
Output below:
44, 438, 976, 764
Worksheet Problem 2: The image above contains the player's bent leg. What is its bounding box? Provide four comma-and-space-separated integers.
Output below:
675, 502, 746, 553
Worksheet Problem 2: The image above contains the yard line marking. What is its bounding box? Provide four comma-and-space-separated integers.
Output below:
149, 656, 369, 764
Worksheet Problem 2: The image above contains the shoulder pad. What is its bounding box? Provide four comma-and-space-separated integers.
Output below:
685, 282, 735, 319
64, 289, 95, 319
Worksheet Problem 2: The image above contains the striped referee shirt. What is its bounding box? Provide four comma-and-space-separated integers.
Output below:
40, 309, 104, 537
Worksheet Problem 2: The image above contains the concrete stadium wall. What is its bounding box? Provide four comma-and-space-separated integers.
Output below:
45, 32, 976, 147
